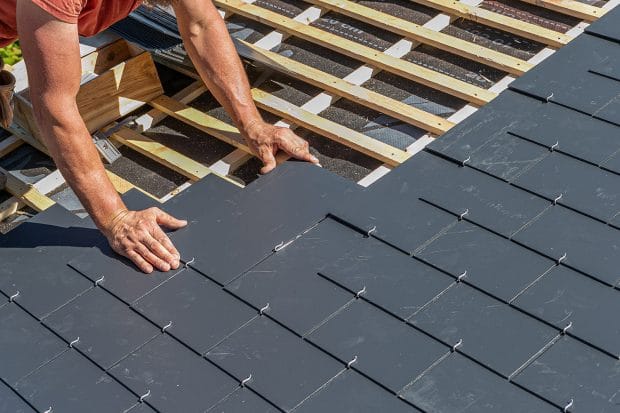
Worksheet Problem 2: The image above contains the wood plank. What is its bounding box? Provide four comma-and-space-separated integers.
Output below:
306, 0, 532, 75
1, 167, 55, 212
516, 0, 604, 21
149, 95, 251, 152
0, 135, 24, 158
237, 40, 453, 135
251, 88, 410, 166
409, 0, 571, 48
215, 0, 496, 106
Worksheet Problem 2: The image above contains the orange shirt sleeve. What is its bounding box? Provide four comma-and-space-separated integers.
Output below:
31, 0, 84, 24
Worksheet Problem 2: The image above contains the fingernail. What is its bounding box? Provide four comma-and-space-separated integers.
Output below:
312, 156, 320, 163
181, 220, 188, 226
316, 163, 323, 168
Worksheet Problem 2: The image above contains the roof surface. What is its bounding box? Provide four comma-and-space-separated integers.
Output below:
2, 6, 620, 413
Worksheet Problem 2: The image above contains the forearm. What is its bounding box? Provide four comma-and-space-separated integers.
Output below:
176, 3, 261, 131
34, 97, 125, 230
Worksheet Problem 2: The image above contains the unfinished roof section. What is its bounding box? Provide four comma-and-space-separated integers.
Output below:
1, 4, 620, 411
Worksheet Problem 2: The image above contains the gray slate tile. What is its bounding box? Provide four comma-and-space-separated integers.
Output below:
466, 132, 549, 182
134, 268, 256, 354
0, 304, 66, 384
109, 334, 238, 413
125, 403, 157, 413
293, 370, 419, 413
322, 236, 454, 319
510, 101, 620, 166
602, 148, 620, 175
513, 206, 620, 286
171, 162, 354, 284
43, 288, 160, 369
595, 93, 620, 126
0, 381, 34, 413
206, 317, 343, 411
514, 336, 620, 412
590, 54, 620, 82
415, 221, 555, 301
68, 247, 184, 304
207, 388, 279, 413
15, 350, 136, 413
225, 219, 360, 335
163, 174, 240, 220
410, 285, 558, 376
514, 266, 620, 358
514, 152, 620, 221
586, 6, 620, 43
400, 353, 557, 412
307, 300, 448, 392
427, 91, 540, 164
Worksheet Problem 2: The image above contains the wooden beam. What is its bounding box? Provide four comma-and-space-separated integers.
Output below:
251, 88, 410, 166
0, 167, 55, 213
237, 40, 453, 135
408, 0, 571, 48
516, 0, 604, 22
0, 135, 24, 158
306, 0, 532, 75
149, 95, 251, 152
215, 0, 495, 106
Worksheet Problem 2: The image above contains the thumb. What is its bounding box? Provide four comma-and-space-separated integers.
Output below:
154, 208, 187, 229
259, 147, 277, 174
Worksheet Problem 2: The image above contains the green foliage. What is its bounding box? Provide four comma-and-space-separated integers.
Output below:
0, 42, 22, 66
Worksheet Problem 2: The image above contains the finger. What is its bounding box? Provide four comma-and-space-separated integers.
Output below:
136, 242, 171, 272
153, 208, 187, 230
278, 132, 319, 164
126, 250, 154, 274
259, 145, 277, 174
151, 227, 181, 269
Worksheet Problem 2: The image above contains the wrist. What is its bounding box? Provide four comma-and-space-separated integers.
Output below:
101, 207, 130, 236
238, 116, 264, 138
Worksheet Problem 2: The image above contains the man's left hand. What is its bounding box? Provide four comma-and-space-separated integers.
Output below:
244, 120, 320, 174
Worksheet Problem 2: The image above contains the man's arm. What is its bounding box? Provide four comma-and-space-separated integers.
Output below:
16, 0, 186, 273
173, 0, 319, 174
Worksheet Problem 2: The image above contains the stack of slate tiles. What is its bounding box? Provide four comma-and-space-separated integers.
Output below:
2, 7, 620, 412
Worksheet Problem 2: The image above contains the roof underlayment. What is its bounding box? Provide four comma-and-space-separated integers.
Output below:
1, 1, 620, 412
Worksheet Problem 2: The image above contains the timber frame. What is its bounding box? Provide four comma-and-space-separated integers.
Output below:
1, 0, 617, 225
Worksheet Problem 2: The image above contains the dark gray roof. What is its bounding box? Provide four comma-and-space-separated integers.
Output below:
2, 7, 620, 412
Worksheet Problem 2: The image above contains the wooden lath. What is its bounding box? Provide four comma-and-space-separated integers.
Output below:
214, 0, 496, 106
306, 0, 533, 76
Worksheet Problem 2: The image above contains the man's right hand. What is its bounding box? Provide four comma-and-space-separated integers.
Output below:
103, 207, 188, 274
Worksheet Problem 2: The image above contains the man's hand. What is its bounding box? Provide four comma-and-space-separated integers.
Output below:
103, 208, 188, 274
244, 120, 320, 174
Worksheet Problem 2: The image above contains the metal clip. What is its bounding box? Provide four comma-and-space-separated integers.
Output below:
452, 339, 463, 352
457, 271, 467, 283
274, 239, 295, 252
550, 141, 559, 152
356, 286, 367, 298
367, 226, 377, 237
43, 408, 53, 413
9, 291, 19, 302
459, 209, 469, 221
347, 355, 358, 368
162, 321, 173, 333
557, 252, 567, 265
553, 193, 563, 205
69, 337, 80, 348
546, 92, 554, 102
563, 398, 574, 412
462, 156, 471, 167
562, 321, 573, 335
241, 374, 252, 387
184, 257, 195, 269
140, 389, 151, 402
92, 116, 138, 164
95, 276, 105, 287
260, 303, 270, 315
